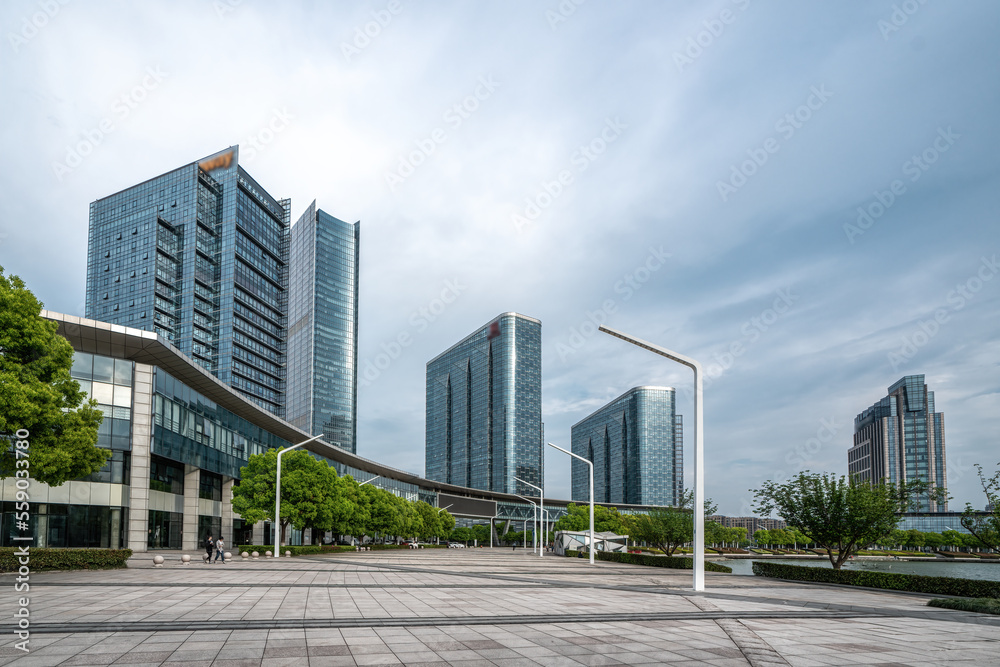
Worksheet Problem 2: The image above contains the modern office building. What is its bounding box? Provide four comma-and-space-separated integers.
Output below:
286, 201, 360, 453
848, 375, 947, 512
570, 386, 683, 507
425, 313, 542, 494
85, 146, 291, 417
707, 516, 787, 534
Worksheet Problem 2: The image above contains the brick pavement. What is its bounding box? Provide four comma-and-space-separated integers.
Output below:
1, 548, 997, 665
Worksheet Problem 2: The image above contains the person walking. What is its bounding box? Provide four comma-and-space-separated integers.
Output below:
215, 537, 226, 563
205, 534, 214, 564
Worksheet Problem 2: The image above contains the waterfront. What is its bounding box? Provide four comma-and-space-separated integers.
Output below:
721, 556, 1000, 580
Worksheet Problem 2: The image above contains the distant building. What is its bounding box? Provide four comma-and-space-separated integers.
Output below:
571, 387, 683, 507
848, 375, 947, 512
425, 313, 542, 493
286, 201, 360, 453
707, 515, 786, 534
85, 147, 291, 416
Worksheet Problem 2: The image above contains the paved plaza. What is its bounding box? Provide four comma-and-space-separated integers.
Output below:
2, 548, 998, 666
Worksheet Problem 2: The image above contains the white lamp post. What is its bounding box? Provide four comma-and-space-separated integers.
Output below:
274, 433, 325, 558
598, 325, 705, 591
513, 494, 537, 554
547, 442, 594, 566
514, 476, 544, 559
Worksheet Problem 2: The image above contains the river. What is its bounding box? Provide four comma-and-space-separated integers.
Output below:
718, 557, 1000, 581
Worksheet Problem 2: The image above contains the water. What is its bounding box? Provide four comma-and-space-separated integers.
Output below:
719, 557, 1000, 581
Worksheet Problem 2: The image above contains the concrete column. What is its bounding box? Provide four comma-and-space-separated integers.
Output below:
253, 520, 266, 547
127, 363, 155, 553
183, 465, 200, 551
222, 478, 234, 544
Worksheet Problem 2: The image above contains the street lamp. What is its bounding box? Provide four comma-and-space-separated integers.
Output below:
514, 476, 545, 558
274, 433, 325, 558
547, 442, 594, 566
513, 494, 537, 554
598, 325, 705, 592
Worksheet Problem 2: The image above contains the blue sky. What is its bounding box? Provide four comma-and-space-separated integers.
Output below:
2, 1, 997, 514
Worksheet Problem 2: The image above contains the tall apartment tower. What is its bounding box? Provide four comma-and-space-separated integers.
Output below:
570, 386, 683, 507
848, 375, 947, 512
286, 201, 360, 453
85, 147, 290, 415
425, 313, 542, 493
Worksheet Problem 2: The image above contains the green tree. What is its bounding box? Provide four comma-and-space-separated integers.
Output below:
0, 267, 107, 485
450, 526, 473, 543
961, 463, 1000, 551
625, 490, 717, 556
231, 448, 340, 546
552, 503, 628, 534
752, 472, 933, 569
470, 524, 490, 545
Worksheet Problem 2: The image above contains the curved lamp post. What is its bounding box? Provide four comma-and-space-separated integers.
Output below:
275, 433, 325, 558
547, 442, 594, 565
513, 494, 537, 554
514, 476, 545, 558
598, 325, 705, 591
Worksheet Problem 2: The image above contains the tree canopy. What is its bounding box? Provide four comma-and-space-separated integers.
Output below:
752, 471, 935, 569
0, 266, 107, 485
624, 490, 717, 556
961, 463, 1000, 551
552, 503, 628, 534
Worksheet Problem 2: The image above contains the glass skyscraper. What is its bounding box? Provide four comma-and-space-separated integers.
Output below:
425, 313, 542, 493
570, 386, 683, 507
286, 201, 360, 453
848, 375, 947, 512
85, 147, 290, 416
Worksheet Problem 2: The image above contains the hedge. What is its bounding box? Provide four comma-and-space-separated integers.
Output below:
753, 561, 1000, 598
236, 544, 322, 556
928, 597, 1000, 615
0, 548, 132, 572
565, 549, 732, 573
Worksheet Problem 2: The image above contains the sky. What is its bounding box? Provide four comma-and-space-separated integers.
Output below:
2, 0, 998, 516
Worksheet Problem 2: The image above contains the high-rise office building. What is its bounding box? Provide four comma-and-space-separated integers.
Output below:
570, 386, 683, 507
286, 201, 360, 453
848, 375, 947, 511
425, 313, 542, 493
85, 147, 290, 416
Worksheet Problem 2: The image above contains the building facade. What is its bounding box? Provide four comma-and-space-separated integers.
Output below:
707, 516, 787, 534
286, 201, 360, 452
570, 387, 683, 507
85, 146, 291, 417
848, 375, 947, 512
425, 313, 542, 494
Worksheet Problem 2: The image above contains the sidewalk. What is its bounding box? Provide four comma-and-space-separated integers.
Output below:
2, 548, 997, 665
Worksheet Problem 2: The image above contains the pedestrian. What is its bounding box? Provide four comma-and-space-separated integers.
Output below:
205, 534, 214, 564
215, 537, 226, 563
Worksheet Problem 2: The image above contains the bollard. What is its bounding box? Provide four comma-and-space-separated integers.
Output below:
265, 551, 272, 558
242, 552, 249, 560
181, 554, 191, 565
252, 551, 259, 560
224, 552, 232, 562
153, 555, 164, 567
285, 550, 291, 557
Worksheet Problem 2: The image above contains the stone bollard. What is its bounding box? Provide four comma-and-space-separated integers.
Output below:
265, 551, 272, 558
224, 552, 232, 562
285, 550, 291, 557
252, 551, 259, 560
355, 546, 359, 552
181, 554, 191, 565
153, 555, 164, 567
242, 552, 249, 560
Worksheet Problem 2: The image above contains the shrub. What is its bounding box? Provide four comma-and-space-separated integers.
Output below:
565, 549, 732, 573
0, 548, 131, 572
237, 544, 322, 556
753, 561, 1000, 598
928, 598, 1000, 615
